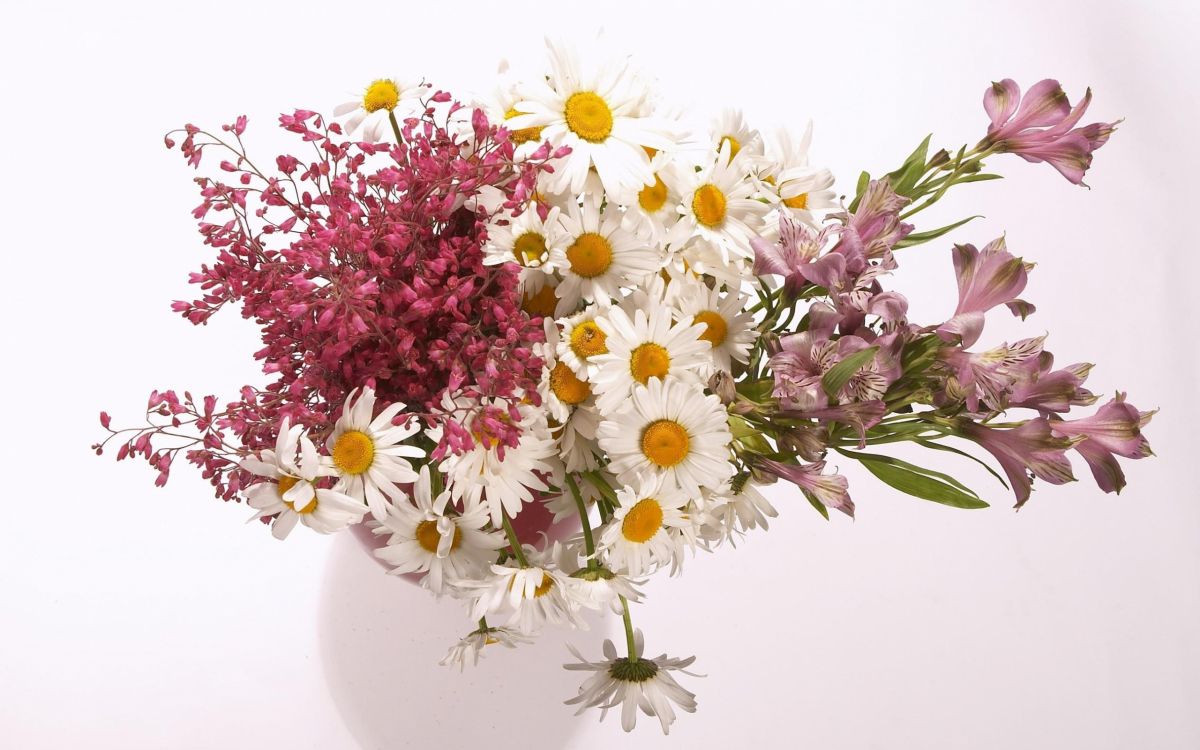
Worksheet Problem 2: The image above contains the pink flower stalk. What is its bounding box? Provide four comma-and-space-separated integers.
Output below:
982, 79, 1119, 185
1048, 393, 1155, 493
937, 237, 1034, 348
958, 418, 1077, 508
756, 459, 854, 517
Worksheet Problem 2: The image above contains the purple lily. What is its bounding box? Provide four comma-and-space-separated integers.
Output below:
1009, 355, 1098, 415
937, 237, 1034, 348
1049, 393, 1155, 493
982, 79, 1119, 185
959, 417, 1077, 508
833, 179, 913, 268
939, 335, 1045, 413
757, 458, 854, 517
751, 215, 845, 296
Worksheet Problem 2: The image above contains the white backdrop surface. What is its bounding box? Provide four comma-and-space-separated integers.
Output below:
2, 1, 1198, 748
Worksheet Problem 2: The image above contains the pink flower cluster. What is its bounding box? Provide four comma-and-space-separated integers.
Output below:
95, 92, 560, 498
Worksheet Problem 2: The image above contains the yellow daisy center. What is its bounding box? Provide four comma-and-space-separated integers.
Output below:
643, 146, 658, 159
332, 429, 375, 475
720, 135, 741, 158
782, 192, 809, 210
277, 475, 317, 514
641, 419, 690, 467
693, 310, 728, 347
522, 284, 558, 317
629, 342, 671, 384
622, 498, 664, 543
566, 232, 614, 278
415, 520, 462, 554
564, 91, 614, 143
503, 108, 544, 146
549, 362, 591, 405
692, 184, 727, 228
363, 80, 400, 113
638, 175, 669, 213
569, 320, 609, 360
509, 574, 555, 598
512, 231, 547, 266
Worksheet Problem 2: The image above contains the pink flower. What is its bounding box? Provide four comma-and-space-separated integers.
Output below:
982, 79, 1119, 185
937, 237, 1034, 348
959, 418, 1076, 508
1009, 356, 1097, 415
1048, 393, 1155, 493
756, 459, 854, 517
751, 216, 843, 296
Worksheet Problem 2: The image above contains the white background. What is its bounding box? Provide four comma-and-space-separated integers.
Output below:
2, 1, 1198, 748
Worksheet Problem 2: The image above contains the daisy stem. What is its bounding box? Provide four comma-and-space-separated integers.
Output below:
619, 595, 638, 663
500, 511, 530, 567
478, 617, 488, 631
565, 473, 597, 565
388, 111, 404, 144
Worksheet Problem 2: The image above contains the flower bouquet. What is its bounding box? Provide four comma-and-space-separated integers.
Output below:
95, 40, 1155, 733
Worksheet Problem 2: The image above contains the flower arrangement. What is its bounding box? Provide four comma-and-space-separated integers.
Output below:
95, 41, 1155, 733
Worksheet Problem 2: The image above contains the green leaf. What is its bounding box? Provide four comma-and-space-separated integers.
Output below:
802, 489, 830, 520
848, 171, 871, 213
895, 215, 983, 249
914, 439, 1010, 490
956, 173, 1003, 184
888, 134, 932, 197
838, 448, 990, 509
821, 346, 879, 400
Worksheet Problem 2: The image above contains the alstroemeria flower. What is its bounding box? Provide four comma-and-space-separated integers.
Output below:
959, 417, 1077, 508
939, 335, 1045, 413
751, 216, 843, 296
937, 237, 1034, 348
756, 458, 854, 517
981, 78, 1119, 185
1009, 355, 1098, 415
1048, 393, 1155, 493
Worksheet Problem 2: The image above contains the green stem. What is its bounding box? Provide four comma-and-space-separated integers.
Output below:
500, 512, 529, 567
565, 473, 597, 563
478, 617, 488, 631
388, 111, 404, 144
619, 595, 638, 663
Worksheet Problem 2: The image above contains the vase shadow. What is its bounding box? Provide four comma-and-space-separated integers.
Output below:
318, 531, 618, 749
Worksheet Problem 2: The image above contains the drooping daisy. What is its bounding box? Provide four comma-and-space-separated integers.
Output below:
667, 140, 770, 263
434, 398, 559, 528
702, 480, 778, 545
590, 303, 710, 415
482, 204, 566, 297
672, 237, 756, 289
325, 387, 425, 522
557, 307, 610, 378
508, 39, 675, 197
440, 625, 533, 671
332, 78, 431, 142
555, 538, 645, 614
672, 281, 757, 374
757, 125, 837, 226
597, 377, 735, 497
242, 419, 366, 540
549, 198, 662, 316
373, 466, 505, 595
462, 552, 583, 633
564, 631, 698, 734
598, 473, 690, 577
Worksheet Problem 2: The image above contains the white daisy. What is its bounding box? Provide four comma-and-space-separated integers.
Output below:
539, 318, 595, 423
520, 272, 562, 320
671, 237, 756, 289
549, 198, 661, 316
564, 630, 698, 734
556, 307, 610, 378
704, 480, 778, 544
598, 473, 691, 577
672, 280, 757, 374
590, 303, 710, 415
509, 39, 675, 197
479, 79, 550, 158
757, 124, 837, 226
242, 419, 366, 540
620, 151, 683, 244
482, 204, 566, 297
373, 465, 505, 595
710, 107, 763, 161
667, 140, 769, 263
440, 626, 532, 671
543, 466, 615, 524
597, 377, 735, 497
332, 78, 431, 142
462, 553, 583, 633
325, 387, 425, 522
434, 398, 559, 528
